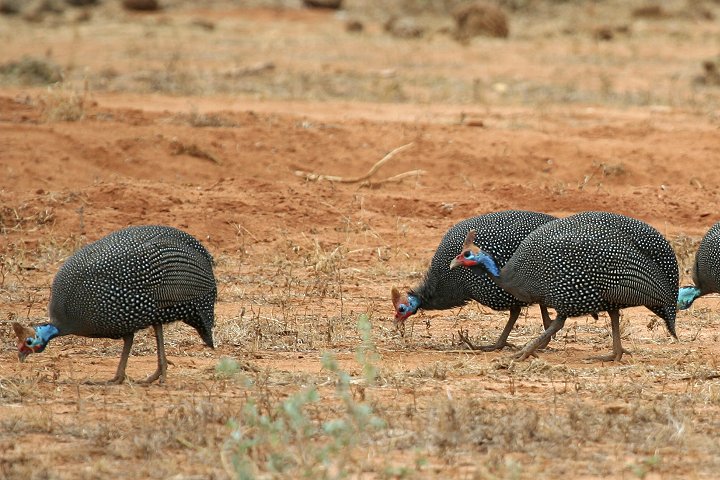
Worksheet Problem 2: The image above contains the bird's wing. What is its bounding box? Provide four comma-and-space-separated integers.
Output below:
600, 255, 674, 308
143, 239, 216, 308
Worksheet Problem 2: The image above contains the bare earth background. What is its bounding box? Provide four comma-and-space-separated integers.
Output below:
2, 0, 720, 478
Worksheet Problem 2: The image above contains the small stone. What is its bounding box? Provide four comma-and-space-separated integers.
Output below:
345, 19, 363, 33
302, 0, 342, 9
384, 16, 425, 39
122, 0, 159, 11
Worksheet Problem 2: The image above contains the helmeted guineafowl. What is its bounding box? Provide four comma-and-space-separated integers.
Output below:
392, 210, 556, 351
12, 225, 217, 384
450, 211, 678, 361
678, 221, 720, 310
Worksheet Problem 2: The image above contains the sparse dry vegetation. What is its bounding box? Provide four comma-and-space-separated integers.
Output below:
3, 187, 720, 478
1, 0, 719, 109
37, 83, 87, 122
0, 56, 62, 85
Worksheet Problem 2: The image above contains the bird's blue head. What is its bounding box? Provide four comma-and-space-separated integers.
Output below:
448, 230, 500, 277
677, 286, 702, 311
391, 287, 421, 325
12, 323, 59, 362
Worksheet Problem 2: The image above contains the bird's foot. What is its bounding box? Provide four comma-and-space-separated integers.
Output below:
586, 348, 632, 363
537, 337, 552, 351
512, 348, 539, 361
512, 331, 557, 360
458, 329, 516, 351
138, 372, 165, 385
473, 342, 518, 352
138, 367, 166, 385
84, 375, 126, 386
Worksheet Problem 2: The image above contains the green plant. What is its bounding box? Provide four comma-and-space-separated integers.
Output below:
629, 453, 662, 479
222, 314, 388, 479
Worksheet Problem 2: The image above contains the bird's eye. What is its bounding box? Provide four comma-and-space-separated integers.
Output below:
398, 305, 407, 313
463, 251, 471, 258
25, 338, 33, 347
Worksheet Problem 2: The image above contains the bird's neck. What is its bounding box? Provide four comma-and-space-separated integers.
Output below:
677, 286, 702, 310
475, 251, 501, 279
466, 251, 506, 293
406, 294, 421, 313
35, 324, 60, 344
411, 277, 465, 311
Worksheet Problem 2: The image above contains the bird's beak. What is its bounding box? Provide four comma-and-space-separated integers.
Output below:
13, 322, 36, 363
18, 349, 29, 363
449, 256, 464, 269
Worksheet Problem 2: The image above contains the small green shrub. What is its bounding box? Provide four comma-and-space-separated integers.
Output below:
222, 314, 388, 479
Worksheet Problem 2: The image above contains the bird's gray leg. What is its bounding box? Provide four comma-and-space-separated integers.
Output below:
514, 315, 566, 360
459, 306, 521, 351
540, 305, 552, 330
588, 310, 631, 362
537, 305, 553, 350
140, 324, 167, 385
90, 334, 133, 385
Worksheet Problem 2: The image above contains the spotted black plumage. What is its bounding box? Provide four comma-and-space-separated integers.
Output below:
392, 210, 556, 351
13, 225, 217, 384
451, 211, 678, 361
678, 220, 720, 309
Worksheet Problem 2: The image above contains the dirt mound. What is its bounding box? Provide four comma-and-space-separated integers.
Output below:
695, 58, 720, 86
452, 0, 509, 41
631, 4, 666, 18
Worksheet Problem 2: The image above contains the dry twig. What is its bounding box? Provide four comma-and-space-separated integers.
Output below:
294, 143, 422, 186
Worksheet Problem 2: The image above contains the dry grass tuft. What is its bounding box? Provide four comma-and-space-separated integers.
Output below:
184, 107, 239, 128
0, 204, 55, 233
0, 56, 63, 85
37, 84, 87, 122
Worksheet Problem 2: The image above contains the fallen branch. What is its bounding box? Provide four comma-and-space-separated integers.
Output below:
362, 169, 426, 187
295, 142, 422, 185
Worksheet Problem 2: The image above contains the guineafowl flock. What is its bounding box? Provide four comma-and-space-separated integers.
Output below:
392, 210, 557, 351
400, 209, 715, 363
449, 211, 678, 362
10, 209, 720, 384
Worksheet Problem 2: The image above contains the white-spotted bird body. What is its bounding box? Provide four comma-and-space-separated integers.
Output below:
392, 210, 556, 351
451, 211, 678, 361
15, 225, 217, 384
678, 221, 720, 309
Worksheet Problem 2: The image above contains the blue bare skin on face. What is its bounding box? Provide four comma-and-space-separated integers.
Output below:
677, 286, 702, 310
393, 291, 421, 322
15, 324, 60, 361
460, 250, 500, 277
448, 237, 500, 278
